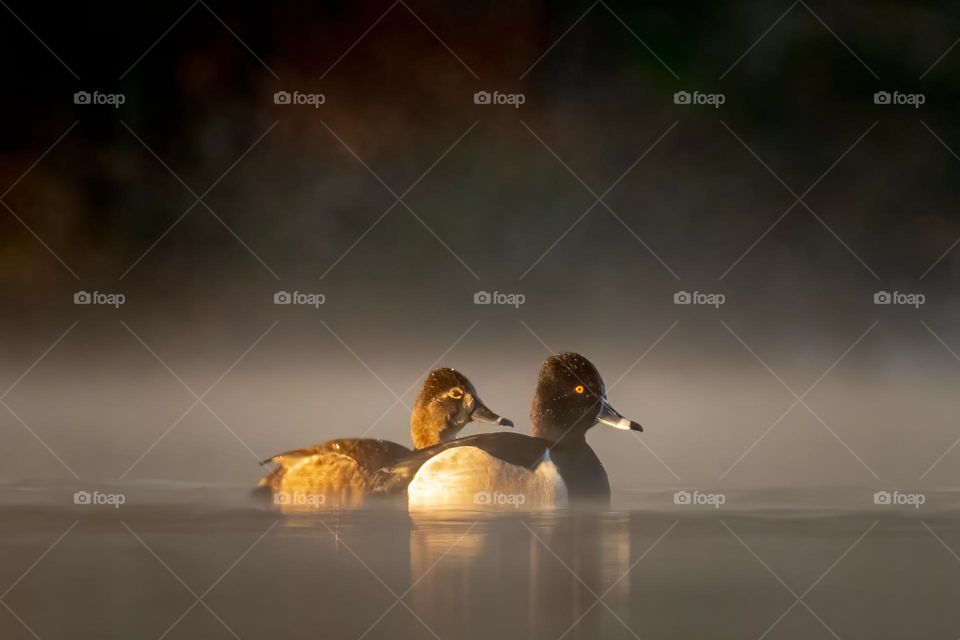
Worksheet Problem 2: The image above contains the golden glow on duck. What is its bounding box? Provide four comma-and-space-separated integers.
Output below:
574, 385, 585, 394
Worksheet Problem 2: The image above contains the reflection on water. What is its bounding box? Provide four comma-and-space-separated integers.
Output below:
406, 509, 640, 638
2, 485, 960, 639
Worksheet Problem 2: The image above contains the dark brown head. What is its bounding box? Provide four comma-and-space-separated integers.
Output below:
410, 368, 513, 448
530, 353, 642, 444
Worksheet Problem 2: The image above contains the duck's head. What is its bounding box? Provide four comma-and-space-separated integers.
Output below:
411, 368, 513, 448
530, 352, 642, 443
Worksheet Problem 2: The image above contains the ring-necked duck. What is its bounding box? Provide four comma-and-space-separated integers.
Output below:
258, 368, 513, 506
371, 353, 642, 507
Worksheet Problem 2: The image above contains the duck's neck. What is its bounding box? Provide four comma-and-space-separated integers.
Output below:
533, 427, 587, 448
530, 389, 595, 447
410, 406, 452, 449
531, 420, 588, 448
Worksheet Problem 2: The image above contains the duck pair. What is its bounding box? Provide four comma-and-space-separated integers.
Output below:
259, 352, 642, 508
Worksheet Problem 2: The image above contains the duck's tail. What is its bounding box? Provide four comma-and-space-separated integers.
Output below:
258, 464, 285, 492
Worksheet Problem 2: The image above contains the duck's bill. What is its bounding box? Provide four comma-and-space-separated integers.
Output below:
596, 400, 643, 432
471, 401, 514, 427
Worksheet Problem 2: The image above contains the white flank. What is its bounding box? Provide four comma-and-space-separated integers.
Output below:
407, 447, 567, 510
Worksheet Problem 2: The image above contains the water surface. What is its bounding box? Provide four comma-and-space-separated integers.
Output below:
1, 485, 958, 639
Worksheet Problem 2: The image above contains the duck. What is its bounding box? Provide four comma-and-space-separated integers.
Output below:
258, 368, 513, 507
371, 352, 642, 507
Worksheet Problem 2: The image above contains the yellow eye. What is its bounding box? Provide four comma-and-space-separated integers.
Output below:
574, 385, 585, 394
448, 388, 463, 399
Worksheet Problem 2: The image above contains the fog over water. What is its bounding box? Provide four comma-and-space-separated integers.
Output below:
2, 316, 959, 489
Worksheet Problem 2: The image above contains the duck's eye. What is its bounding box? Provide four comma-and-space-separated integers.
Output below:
574, 385, 585, 394
448, 388, 463, 399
